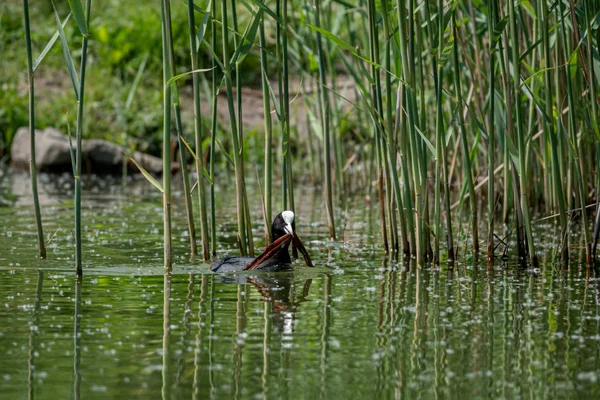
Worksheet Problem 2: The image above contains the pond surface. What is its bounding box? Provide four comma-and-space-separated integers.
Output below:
1, 168, 599, 399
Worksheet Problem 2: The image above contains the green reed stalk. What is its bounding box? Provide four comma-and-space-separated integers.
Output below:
497, 3, 512, 226
486, 0, 496, 263
367, 0, 389, 253
323, 3, 345, 200
276, 0, 295, 215
397, 0, 425, 262
411, 0, 429, 263
210, 0, 217, 256
23, 0, 46, 260
585, 1, 600, 143
496, 3, 523, 261
586, 0, 600, 262
452, 11, 479, 258
304, 89, 318, 183
259, 7, 272, 244
328, 67, 346, 200
558, 0, 591, 265
395, 86, 417, 256
275, 0, 286, 208
282, 0, 296, 223
322, 9, 346, 202
380, 0, 404, 254
508, 0, 536, 267
243, 184, 254, 256
166, 46, 197, 260
74, 0, 91, 277
540, 0, 568, 262
229, 0, 254, 256
416, 8, 434, 261
160, 0, 173, 269
433, 0, 454, 262
186, 0, 210, 261
221, 0, 249, 255
174, 98, 198, 260
429, 0, 441, 263
314, 0, 336, 240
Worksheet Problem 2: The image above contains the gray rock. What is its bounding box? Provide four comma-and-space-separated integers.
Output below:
11, 127, 165, 175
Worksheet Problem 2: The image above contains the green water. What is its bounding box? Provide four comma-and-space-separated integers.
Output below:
1, 170, 600, 399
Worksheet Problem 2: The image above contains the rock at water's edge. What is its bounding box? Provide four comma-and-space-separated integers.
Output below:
10, 127, 164, 175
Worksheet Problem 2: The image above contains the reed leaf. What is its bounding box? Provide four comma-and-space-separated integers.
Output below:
129, 156, 164, 193
67, 0, 88, 35
50, 1, 79, 101
166, 67, 216, 85
33, 13, 71, 73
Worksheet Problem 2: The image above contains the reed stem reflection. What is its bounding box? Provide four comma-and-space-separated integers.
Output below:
234, 284, 247, 399
193, 275, 208, 400
28, 270, 43, 400
162, 272, 172, 400
319, 274, 332, 399
73, 278, 82, 400
262, 300, 271, 400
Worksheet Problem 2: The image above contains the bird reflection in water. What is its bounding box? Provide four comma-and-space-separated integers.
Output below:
216, 273, 313, 334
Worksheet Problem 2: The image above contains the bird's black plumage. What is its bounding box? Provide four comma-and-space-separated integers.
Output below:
210, 211, 296, 273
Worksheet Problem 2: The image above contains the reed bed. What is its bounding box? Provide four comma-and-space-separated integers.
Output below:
25, 0, 600, 268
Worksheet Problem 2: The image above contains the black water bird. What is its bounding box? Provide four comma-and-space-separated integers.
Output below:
210, 211, 313, 272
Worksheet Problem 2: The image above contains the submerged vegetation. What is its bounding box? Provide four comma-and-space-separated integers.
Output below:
9, 0, 600, 270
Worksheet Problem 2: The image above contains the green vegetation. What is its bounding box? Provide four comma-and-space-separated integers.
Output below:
22, 0, 46, 259
4, 0, 600, 267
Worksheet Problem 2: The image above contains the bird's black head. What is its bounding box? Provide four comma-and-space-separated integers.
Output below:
272, 210, 295, 241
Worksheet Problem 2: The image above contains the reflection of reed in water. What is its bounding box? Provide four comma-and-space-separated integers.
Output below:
319, 274, 331, 399
233, 284, 247, 400
162, 273, 172, 400
28, 271, 43, 400
262, 300, 271, 400
243, 273, 314, 398
192, 275, 209, 400
375, 259, 399, 397
73, 278, 82, 400
409, 266, 429, 395
375, 259, 387, 397
208, 276, 216, 400
175, 274, 196, 396
201, 273, 313, 398
485, 268, 495, 398
432, 269, 441, 400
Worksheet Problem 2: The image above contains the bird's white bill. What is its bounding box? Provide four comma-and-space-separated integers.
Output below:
282, 210, 294, 235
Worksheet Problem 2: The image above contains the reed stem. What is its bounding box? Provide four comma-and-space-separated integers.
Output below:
160, 0, 173, 269
508, 0, 536, 267
452, 11, 479, 259
259, 7, 272, 244
314, 0, 336, 240
186, 0, 210, 261
210, 0, 218, 257
74, 0, 92, 277
23, 0, 46, 260
221, 0, 249, 255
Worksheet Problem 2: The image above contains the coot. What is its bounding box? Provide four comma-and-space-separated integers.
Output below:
210, 211, 313, 272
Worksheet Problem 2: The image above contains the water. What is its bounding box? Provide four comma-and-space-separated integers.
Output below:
1, 168, 600, 399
